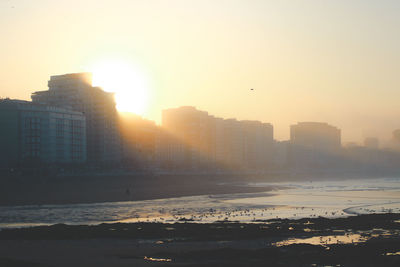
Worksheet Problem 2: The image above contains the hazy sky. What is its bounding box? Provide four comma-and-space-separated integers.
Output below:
1, 0, 399, 143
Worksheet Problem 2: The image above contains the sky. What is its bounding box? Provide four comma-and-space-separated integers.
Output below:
1, 0, 399, 143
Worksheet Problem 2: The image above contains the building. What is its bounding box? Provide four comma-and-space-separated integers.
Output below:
31, 73, 121, 164
289, 122, 341, 169
390, 129, 400, 151
218, 119, 244, 167
290, 122, 341, 150
214, 119, 273, 170
273, 140, 290, 168
241, 120, 274, 169
364, 137, 379, 149
158, 106, 274, 170
119, 113, 158, 168
161, 106, 215, 169
0, 99, 86, 167
155, 129, 187, 169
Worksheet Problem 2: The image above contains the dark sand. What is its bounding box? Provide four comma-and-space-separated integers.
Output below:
0, 173, 277, 206
1, 214, 400, 266
0, 171, 382, 207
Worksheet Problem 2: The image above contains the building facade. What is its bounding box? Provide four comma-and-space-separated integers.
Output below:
31, 73, 121, 163
0, 99, 86, 167
161, 106, 215, 169
364, 137, 379, 150
289, 122, 341, 169
241, 120, 274, 169
119, 113, 158, 168
290, 122, 341, 149
158, 106, 274, 170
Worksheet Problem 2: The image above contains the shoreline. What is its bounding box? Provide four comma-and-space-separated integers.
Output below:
0, 172, 395, 207
2, 177, 399, 231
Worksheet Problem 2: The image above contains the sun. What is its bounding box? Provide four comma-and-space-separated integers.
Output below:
90, 60, 150, 115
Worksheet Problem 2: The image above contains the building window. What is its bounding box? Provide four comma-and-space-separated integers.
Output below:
24, 117, 41, 158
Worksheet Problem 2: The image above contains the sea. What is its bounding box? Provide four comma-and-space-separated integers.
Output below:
1, 177, 400, 229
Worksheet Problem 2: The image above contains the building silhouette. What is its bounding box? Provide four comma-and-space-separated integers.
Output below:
0, 99, 86, 167
241, 120, 274, 169
214, 118, 273, 169
289, 122, 341, 169
290, 122, 341, 149
119, 113, 158, 168
31, 73, 121, 164
161, 106, 215, 169
159, 106, 273, 170
364, 137, 379, 150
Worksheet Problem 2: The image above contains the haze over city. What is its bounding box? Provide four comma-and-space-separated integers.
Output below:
3, 1, 400, 267
1, 0, 400, 143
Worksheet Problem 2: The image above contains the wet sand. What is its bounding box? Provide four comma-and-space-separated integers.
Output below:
1, 213, 400, 266
0, 171, 384, 207
0, 173, 275, 206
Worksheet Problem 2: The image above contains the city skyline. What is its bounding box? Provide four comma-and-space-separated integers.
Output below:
3, 76, 400, 174
2, 70, 399, 147
1, 1, 400, 143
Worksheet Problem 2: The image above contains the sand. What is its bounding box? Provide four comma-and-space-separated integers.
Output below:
1, 213, 400, 266
0, 173, 276, 206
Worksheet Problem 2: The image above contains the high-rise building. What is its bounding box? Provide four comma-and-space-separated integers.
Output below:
0, 99, 86, 166
393, 129, 400, 144
159, 106, 274, 170
31, 73, 121, 163
161, 106, 215, 168
241, 120, 273, 169
214, 119, 273, 169
290, 122, 341, 149
119, 113, 158, 167
219, 119, 245, 167
273, 140, 290, 168
289, 122, 341, 169
364, 137, 379, 149
155, 129, 186, 169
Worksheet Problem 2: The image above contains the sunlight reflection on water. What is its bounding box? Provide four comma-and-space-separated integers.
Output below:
274, 228, 400, 247
274, 234, 367, 246
385, 251, 400, 256
144, 256, 172, 262
1, 178, 400, 228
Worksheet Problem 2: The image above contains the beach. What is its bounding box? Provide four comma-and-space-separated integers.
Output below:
1, 214, 400, 266
0, 173, 277, 207
1, 177, 400, 228
1, 177, 400, 266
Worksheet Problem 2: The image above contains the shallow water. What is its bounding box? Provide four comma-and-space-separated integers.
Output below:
274, 234, 367, 246
144, 256, 172, 262
1, 177, 400, 228
385, 252, 400, 256
274, 228, 400, 247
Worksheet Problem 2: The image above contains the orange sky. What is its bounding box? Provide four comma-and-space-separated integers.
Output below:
1, 0, 399, 143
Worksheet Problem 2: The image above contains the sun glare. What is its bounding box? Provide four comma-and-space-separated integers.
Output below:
90, 60, 149, 115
